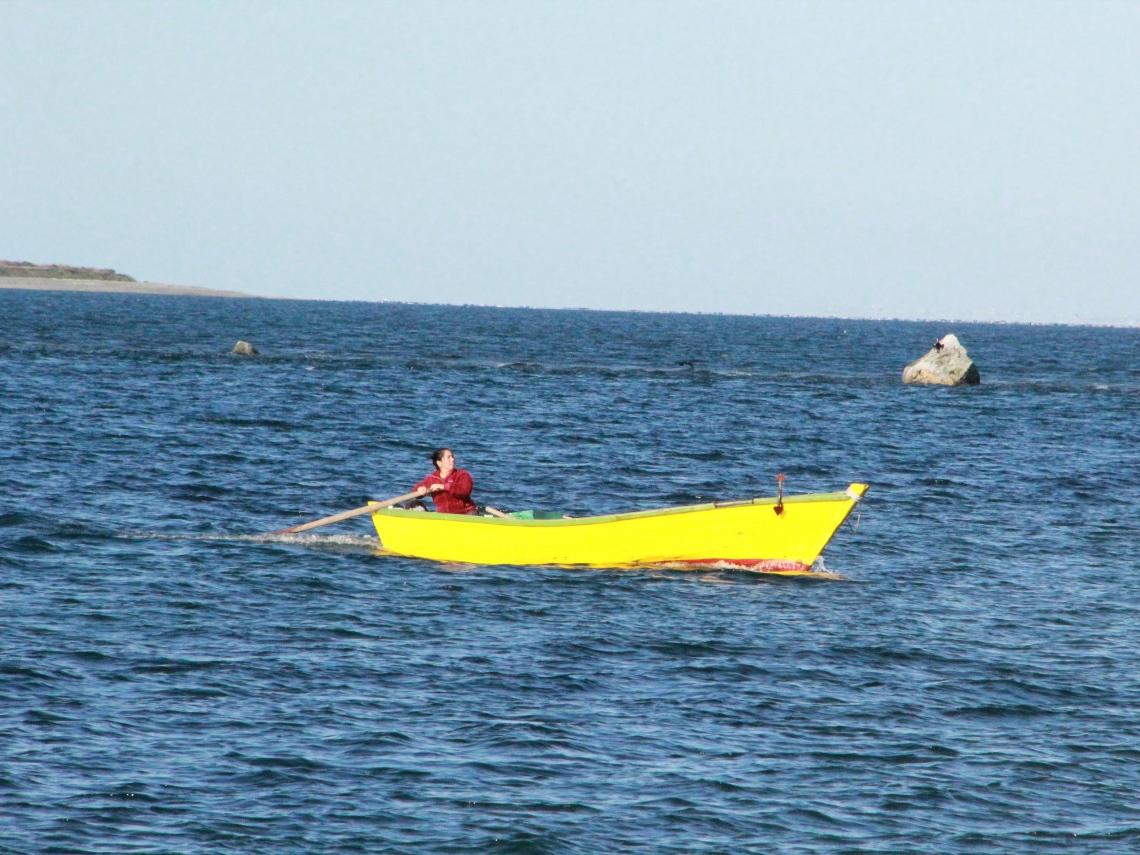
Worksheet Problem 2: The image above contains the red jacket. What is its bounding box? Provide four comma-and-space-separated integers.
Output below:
415, 468, 478, 515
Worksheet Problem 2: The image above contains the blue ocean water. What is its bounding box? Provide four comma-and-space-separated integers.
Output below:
1, 289, 1138, 853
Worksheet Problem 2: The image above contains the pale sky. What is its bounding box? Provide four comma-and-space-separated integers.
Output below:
2, 1, 1138, 325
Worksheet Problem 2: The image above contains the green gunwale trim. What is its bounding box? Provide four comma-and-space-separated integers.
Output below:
373, 485, 865, 528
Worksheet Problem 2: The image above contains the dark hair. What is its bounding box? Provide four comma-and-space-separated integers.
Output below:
429, 447, 451, 469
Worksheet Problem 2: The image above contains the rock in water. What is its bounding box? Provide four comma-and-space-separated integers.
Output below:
232, 340, 259, 356
902, 334, 980, 386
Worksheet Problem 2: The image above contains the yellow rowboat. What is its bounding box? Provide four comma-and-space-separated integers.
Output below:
371, 483, 869, 574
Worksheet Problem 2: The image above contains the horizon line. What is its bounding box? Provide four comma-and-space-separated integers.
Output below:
1, 277, 1135, 329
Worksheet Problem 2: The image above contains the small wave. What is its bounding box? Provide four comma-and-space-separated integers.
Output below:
12, 534, 61, 554
68, 649, 115, 664
254, 532, 383, 550
202, 415, 298, 430
0, 510, 29, 527
116, 530, 383, 551
486, 359, 766, 382
945, 703, 1057, 719
495, 360, 544, 372
0, 663, 53, 681
134, 657, 233, 675
165, 483, 230, 502
23, 709, 74, 726
67, 782, 163, 804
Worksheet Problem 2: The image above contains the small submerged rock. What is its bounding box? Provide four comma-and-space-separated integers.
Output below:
232, 340, 259, 356
902, 333, 980, 386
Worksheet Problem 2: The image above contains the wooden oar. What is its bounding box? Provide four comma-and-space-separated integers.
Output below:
270, 490, 423, 535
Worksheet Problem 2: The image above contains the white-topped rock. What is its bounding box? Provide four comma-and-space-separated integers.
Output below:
902, 334, 980, 386
232, 340, 259, 356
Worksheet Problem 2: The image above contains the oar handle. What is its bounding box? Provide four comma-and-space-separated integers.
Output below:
271, 489, 423, 535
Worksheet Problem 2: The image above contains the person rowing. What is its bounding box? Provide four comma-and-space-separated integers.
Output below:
412, 447, 507, 517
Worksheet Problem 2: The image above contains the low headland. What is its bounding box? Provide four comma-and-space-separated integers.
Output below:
0, 260, 254, 298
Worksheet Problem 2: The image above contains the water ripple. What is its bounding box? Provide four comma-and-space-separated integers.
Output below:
2, 293, 1138, 853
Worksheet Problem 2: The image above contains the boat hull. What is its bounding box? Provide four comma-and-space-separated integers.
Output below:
371, 483, 868, 572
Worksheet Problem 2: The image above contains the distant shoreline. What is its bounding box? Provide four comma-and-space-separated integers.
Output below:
0, 277, 257, 298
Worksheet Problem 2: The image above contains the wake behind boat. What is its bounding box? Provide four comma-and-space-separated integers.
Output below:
370, 483, 869, 574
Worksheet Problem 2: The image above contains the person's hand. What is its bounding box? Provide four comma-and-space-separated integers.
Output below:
414, 485, 429, 496
429, 483, 444, 493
